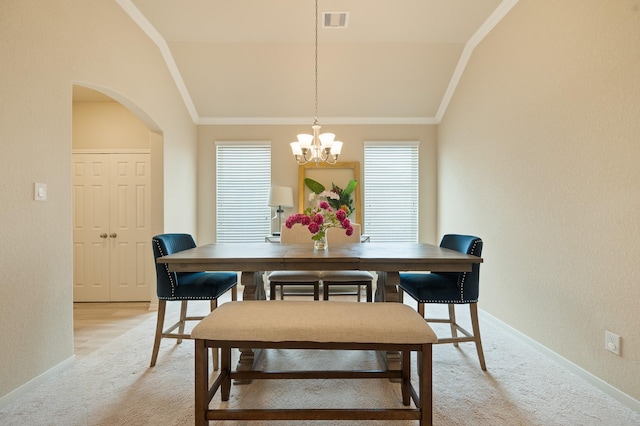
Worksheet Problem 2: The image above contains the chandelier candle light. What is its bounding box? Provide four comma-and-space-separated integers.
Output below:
290, 0, 343, 166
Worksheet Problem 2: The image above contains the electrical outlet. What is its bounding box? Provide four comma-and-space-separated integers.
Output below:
605, 330, 621, 356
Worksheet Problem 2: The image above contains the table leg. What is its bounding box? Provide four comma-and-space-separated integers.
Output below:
240, 270, 266, 301
375, 271, 401, 303
237, 271, 266, 383
375, 271, 402, 379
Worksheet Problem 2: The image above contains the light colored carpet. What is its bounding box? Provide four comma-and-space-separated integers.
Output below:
1, 301, 639, 426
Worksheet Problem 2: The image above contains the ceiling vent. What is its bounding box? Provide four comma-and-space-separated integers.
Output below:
322, 12, 349, 28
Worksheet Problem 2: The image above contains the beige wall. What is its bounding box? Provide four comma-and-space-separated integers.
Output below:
1, 0, 195, 402
73, 101, 151, 150
438, 0, 640, 400
196, 124, 438, 245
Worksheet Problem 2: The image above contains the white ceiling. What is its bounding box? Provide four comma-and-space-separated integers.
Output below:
94, 0, 517, 124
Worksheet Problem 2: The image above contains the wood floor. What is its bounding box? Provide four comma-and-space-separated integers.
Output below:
73, 302, 155, 360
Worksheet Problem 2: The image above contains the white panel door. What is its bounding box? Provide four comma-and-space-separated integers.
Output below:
72, 153, 152, 302
108, 154, 152, 301
73, 154, 111, 301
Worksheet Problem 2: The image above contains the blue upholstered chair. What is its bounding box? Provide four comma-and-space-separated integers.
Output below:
399, 234, 486, 370
151, 233, 237, 368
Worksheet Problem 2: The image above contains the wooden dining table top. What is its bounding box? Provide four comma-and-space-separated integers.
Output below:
157, 241, 483, 273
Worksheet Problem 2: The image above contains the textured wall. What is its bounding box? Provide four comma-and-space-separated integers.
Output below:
438, 0, 640, 400
0, 0, 195, 401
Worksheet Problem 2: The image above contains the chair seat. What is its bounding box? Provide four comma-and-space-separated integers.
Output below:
163, 272, 237, 300
321, 270, 374, 282
400, 273, 474, 303
268, 270, 322, 282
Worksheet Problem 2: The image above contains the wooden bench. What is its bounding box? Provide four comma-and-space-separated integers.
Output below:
191, 300, 438, 425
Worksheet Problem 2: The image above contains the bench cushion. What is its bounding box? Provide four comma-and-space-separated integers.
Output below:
192, 300, 437, 344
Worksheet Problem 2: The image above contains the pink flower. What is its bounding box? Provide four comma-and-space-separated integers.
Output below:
345, 226, 354, 236
341, 218, 351, 229
308, 222, 320, 234
319, 201, 330, 210
313, 213, 324, 225
335, 209, 347, 221
300, 215, 311, 225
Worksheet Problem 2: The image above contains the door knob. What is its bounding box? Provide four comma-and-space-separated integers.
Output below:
109, 233, 117, 238
99, 233, 108, 238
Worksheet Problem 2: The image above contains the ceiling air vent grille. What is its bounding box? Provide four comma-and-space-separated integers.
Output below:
322, 12, 349, 28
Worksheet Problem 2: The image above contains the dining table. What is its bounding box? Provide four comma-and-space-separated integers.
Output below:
157, 241, 483, 374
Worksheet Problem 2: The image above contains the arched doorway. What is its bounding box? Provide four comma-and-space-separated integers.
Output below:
72, 84, 164, 300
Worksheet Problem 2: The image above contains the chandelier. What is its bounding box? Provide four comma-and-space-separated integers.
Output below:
290, 0, 343, 166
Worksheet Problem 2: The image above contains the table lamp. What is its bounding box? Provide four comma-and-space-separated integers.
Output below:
268, 186, 294, 235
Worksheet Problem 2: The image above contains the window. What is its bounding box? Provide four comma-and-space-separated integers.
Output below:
216, 142, 271, 242
364, 142, 419, 242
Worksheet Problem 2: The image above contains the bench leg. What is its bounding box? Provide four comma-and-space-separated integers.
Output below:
221, 346, 232, 401
420, 343, 433, 426
194, 339, 208, 426
401, 350, 411, 406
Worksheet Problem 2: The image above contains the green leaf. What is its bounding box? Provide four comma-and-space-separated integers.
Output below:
304, 178, 325, 194
342, 179, 358, 195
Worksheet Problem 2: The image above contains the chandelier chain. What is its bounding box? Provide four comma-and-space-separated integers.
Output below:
314, 0, 318, 123
289, 0, 342, 165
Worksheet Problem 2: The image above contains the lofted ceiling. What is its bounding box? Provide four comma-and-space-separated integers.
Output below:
97, 0, 517, 125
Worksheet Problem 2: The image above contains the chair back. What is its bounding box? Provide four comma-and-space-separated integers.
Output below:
326, 224, 361, 245
439, 234, 483, 302
152, 233, 197, 299
280, 224, 314, 244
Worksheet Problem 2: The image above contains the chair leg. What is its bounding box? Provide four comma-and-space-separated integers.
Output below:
177, 300, 188, 344
210, 300, 219, 371
418, 302, 425, 318
150, 300, 167, 367
448, 304, 459, 347
231, 285, 237, 301
323, 283, 329, 300
269, 282, 276, 300
366, 283, 372, 302
470, 303, 487, 371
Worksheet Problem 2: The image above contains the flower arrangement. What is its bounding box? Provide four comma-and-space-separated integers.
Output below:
304, 178, 357, 217
285, 191, 354, 244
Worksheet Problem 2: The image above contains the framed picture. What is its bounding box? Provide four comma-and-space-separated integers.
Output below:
298, 161, 362, 227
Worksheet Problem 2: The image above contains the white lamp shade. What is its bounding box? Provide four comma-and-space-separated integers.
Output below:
319, 132, 335, 148
296, 134, 313, 150
330, 141, 343, 155
290, 142, 303, 156
268, 186, 294, 208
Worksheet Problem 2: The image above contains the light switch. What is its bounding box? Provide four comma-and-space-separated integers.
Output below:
34, 183, 47, 201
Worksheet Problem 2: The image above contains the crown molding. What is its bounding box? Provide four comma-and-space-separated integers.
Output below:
436, 0, 519, 122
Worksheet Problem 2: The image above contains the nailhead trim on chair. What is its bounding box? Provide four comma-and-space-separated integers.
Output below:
153, 237, 230, 301
459, 238, 480, 301
416, 237, 481, 305
153, 238, 178, 299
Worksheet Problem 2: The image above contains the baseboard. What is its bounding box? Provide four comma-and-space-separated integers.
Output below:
480, 310, 640, 413
0, 355, 76, 409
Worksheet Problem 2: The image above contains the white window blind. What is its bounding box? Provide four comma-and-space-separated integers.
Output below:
364, 142, 419, 242
216, 143, 271, 242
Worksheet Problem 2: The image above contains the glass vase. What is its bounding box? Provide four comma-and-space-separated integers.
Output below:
314, 235, 328, 251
